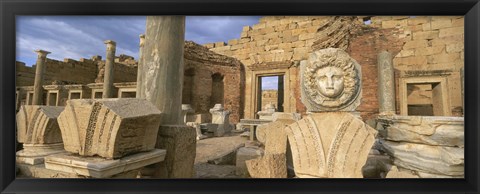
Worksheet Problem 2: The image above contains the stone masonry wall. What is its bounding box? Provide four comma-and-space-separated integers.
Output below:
370, 16, 464, 116
17, 56, 138, 87
184, 41, 244, 123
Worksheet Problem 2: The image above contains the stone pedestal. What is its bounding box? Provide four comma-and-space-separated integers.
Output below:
103, 40, 116, 98
377, 51, 396, 115
154, 125, 196, 178
181, 104, 194, 124
32, 50, 50, 105
45, 149, 166, 178
209, 104, 231, 136
257, 103, 276, 120
16, 143, 65, 165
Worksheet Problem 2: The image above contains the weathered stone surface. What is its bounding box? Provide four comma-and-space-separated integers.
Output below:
235, 147, 263, 177
300, 48, 362, 112
58, 99, 162, 159
17, 105, 64, 144
246, 153, 287, 178
210, 104, 231, 136
381, 140, 464, 176
45, 149, 166, 178
154, 125, 196, 178
378, 115, 464, 147
140, 16, 185, 125
16, 143, 65, 165
195, 135, 247, 164
386, 166, 419, 178
377, 51, 396, 115
181, 104, 195, 124
285, 112, 377, 178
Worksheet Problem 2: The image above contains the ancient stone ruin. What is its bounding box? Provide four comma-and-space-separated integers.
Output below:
15, 16, 464, 179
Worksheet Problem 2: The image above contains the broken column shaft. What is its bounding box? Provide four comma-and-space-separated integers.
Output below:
103, 40, 116, 98
141, 16, 186, 125
377, 51, 396, 115
32, 50, 50, 105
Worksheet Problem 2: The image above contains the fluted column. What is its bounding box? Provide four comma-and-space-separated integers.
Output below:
32, 50, 50, 105
103, 40, 116, 98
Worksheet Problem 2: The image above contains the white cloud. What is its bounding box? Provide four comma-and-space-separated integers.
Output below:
261, 76, 279, 90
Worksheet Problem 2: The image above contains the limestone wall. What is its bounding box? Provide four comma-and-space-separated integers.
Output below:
16, 56, 138, 87
206, 16, 463, 120
369, 16, 464, 116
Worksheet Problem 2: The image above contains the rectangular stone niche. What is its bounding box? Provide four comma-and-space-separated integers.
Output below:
399, 77, 450, 116
45, 149, 166, 178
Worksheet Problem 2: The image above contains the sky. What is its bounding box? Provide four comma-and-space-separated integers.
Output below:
15, 16, 280, 90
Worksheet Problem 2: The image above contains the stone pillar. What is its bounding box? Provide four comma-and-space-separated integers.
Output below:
102, 40, 116, 98
377, 51, 396, 115
460, 67, 464, 114
140, 16, 185, 125
32, 50, 50, 105
136, 34, 146, 98
141, 16, 195, 178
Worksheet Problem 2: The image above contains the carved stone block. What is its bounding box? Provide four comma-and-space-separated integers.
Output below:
17, 105, 64, 144
285, 112, 377, 178
57, 99, 162, 159
300, 48, 362, 112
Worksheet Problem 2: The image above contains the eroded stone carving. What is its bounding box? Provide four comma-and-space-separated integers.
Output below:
300, 48, 362, 112
58, 99, 162, 159
285, 112, 377, 178
209, 104, 231, 136
16, 105, 65, 165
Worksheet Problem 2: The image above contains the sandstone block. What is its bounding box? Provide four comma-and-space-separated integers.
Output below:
427, 53, 459, 64
414, 46, 444, 56
403, 40, 428, 49
413, 30, 439, 40
58, 99, 162, 159
439, 27, 464, 37
385, 166, 419, 178
431, 19, 452, 30
446, 43, 464, 53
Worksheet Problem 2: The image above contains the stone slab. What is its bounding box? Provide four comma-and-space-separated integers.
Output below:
378, 115, 464, 147
381, 140, 464, 176
246, 153, 287, 178
45, 149, 166, 178
16, 143, 66, 165
235, 147, 263, 177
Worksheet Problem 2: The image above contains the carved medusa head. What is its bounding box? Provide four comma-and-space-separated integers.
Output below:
303, 48, 361, 111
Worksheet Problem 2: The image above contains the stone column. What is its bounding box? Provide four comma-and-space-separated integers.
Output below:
460, 67, 464, 114
140, 16, 185, 125
141, 16, 196, 178
136, 34, 146, 98
377, 51, 396, 115
32, 50, 50, 105
102, 40, 116, 98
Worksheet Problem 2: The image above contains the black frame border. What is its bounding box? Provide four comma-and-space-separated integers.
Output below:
1, 0, 479, 193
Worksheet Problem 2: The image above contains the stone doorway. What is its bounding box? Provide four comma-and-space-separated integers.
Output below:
400, 77, 451, 116
257, 75, 284, 117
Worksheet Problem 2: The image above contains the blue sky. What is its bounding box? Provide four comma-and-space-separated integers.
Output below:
15, 16, 280, 90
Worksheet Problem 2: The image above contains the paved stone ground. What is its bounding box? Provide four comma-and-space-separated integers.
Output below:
194, 133, 248, 178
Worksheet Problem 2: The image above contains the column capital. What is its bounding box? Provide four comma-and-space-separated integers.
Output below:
139, 34, 146, 47
104, 40, 117, 46
34, 49, 51, 57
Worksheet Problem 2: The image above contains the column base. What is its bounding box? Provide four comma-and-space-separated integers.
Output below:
44, 149, 166, 178
16, 143, 66, 165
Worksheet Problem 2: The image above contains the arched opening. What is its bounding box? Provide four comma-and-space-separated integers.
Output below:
210, 73, 224, 107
